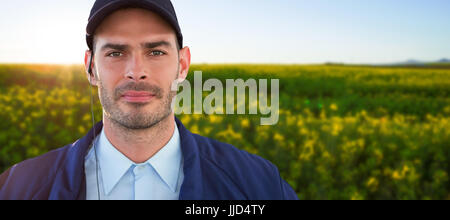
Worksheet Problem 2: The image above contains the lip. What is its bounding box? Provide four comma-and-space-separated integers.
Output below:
121, 91, 155, 103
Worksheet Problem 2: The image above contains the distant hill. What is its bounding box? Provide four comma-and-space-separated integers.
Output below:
388, 58, 450, 66
438, 58, 450, 63
323, 58, 450, 67
321, 58, 450, 69
394, 59, 425, 66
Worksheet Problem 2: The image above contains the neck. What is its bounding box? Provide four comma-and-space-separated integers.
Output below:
101, 113, 176, 164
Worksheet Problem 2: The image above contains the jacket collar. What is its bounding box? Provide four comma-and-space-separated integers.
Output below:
48, 116, 203, 200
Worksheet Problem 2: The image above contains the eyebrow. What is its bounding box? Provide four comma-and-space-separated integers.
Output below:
100, 41, 172, 52
142, 41, 172, 49
100, 43, 128, 52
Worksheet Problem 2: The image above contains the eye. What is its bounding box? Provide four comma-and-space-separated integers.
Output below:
150, 50, 166, 56
107, 52, 123, 57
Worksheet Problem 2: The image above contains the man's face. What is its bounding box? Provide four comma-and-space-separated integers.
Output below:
88, 8, 186, 129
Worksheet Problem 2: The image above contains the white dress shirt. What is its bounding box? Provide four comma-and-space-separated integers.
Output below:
84, 121, 184, 200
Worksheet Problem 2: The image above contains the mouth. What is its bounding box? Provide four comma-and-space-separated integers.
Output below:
121, 91, 156, 103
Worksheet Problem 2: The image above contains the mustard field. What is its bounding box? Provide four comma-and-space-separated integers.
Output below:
0, 64, 449, 199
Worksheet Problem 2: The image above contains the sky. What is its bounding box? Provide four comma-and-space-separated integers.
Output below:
0, 0, 449, 64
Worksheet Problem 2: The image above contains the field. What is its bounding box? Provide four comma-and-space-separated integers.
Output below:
0, 63, 449, 199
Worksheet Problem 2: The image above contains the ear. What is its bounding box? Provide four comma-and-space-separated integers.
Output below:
84, 50, 98, 86
177, 46, 191, 82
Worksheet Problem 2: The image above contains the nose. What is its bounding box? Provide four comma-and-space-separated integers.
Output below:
125, 54, 149, 81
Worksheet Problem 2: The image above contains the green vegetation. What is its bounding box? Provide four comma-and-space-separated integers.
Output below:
0, 64, 449, 199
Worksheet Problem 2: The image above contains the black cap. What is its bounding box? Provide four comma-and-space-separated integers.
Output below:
86, 0, 183, 51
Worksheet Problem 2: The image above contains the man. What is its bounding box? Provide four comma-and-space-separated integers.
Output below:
0, 0, 298, 200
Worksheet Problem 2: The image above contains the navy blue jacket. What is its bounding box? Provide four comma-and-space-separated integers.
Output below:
0, 117, 298, 200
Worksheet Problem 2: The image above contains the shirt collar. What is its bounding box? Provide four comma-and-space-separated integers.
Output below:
97, 121, 182, 195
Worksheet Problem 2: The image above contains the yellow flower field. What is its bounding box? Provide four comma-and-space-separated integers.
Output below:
0, 63, 449, 199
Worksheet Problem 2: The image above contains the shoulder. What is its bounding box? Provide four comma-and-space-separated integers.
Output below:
0, 144, 72, 199
190, 133, 287, 199
193, 133, 277, 173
